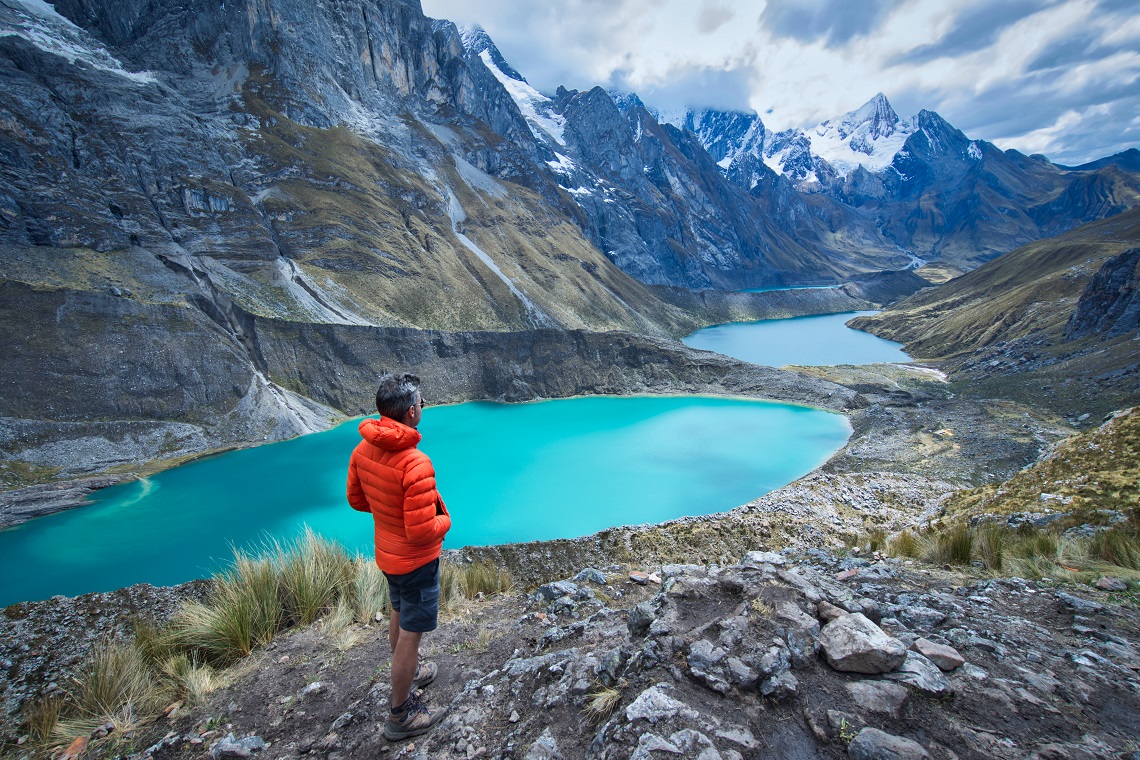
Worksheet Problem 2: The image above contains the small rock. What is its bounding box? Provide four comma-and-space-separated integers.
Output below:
741, 550, 786, 567
847, 727, 930, 760
837, 568, 861, 581
897, 605, 946, 630
911, 638, 964, 671
817, 600, 847, 623
573, 568, 607, 585
626, 684, 700, 724
301, 681, 323, 697
524, 727, 563, 759
212, 733, 268, 759
60, 736, 89, 760
1095, 576, 1127, 592
760, 671, 798, 701
328, 712, 354, 732
629, 571, 651, 585
509, 710, 520, 723
1056, 591, 1107, 615
725, 656, 758, 689
883, 652, 953, 697
536, 581, 580, 602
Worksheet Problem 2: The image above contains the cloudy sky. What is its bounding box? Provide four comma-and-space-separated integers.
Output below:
421, 0, 1140, 166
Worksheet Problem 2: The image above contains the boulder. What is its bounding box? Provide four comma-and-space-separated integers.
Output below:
688, 640, 730, 694
848, 727, 930, 760
819, 613, 908, 674
1095, 577, 1127, 592
574, 568, 607, 585
817, 600, 848, 623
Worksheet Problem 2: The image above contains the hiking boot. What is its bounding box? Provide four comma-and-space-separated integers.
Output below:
412, 659, 437, 690
384, 693, 446, 741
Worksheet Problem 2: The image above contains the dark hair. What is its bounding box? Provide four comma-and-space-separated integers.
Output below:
375, 372, 421, 420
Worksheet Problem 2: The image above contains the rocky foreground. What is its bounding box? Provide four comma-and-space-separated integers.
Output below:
5, 547, 1140, 759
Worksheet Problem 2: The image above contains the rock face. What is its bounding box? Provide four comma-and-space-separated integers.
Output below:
1064, 246, 1140, 339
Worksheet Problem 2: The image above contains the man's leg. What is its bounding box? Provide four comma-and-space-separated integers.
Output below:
390, 627, 423, 709
388, 610, 401, 652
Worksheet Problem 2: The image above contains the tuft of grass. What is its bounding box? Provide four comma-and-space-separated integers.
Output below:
24, 695, 65, 746
159, 654, 218, 706
888, 529, 924, 559
865, 528, 887, 553
164, 552, 283, 665
439, 560, 513, 611
277, 529, 355, 626
933, 523, 974, 565
976, 524, 1007, 571
582, 685, 622, 724
61, 639, 165, 737
749, 596, 773, 617
1009, 531, 1059, 562
1088, 529, 1140, 570
322, 597, 364, 651
439, 560, 465, 610
351, 557, 390, 623
461, 561, 513, 598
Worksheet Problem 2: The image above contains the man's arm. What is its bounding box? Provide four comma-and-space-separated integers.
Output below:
346, 457, 371, 513
402, 455, 451, 544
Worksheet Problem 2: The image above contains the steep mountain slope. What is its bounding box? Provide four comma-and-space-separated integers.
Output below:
851, 207, 1140, 418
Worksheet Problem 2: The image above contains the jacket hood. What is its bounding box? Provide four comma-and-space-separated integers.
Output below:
358, 417, 422, 451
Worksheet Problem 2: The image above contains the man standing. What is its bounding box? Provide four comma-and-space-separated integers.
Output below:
347, 372, 450, 741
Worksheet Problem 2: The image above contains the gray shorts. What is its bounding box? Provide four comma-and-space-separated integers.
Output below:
384, 558, 440, 633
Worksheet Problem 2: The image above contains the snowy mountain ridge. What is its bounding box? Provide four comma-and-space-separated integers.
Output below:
651, 92, 919, 186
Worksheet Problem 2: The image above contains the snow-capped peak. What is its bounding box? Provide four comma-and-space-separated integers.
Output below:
460, 25, 526, 84
807, 93, 915, 176
464, 27, 567, 147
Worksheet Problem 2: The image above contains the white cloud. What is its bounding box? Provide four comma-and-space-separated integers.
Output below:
422, 0, 1140, 164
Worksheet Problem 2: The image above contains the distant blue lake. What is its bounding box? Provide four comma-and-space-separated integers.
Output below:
683, 311, 909, 367
0, 396, 851, 605
738, 285, 840, 293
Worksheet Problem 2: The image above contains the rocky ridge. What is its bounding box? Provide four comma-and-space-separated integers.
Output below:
5, 547, 1138, 759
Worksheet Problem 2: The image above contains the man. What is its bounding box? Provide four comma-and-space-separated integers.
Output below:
347, 372, 451, 741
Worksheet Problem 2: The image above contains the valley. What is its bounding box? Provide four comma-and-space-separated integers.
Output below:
1, 0, 1139, 757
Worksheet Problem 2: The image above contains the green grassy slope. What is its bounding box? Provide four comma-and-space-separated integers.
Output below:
852, 207, 1140, 419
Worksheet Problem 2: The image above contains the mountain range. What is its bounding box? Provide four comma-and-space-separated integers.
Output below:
0, 0, 1139, 487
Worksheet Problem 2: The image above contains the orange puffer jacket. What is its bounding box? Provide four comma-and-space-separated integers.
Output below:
347, 417, 451, 575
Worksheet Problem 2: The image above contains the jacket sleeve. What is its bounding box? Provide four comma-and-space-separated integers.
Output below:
401, 454, 451, 545
346, 456, 371, 513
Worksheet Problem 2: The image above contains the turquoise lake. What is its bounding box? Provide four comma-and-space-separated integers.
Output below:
0, 396, 851, 605
682, 311, 909, 367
